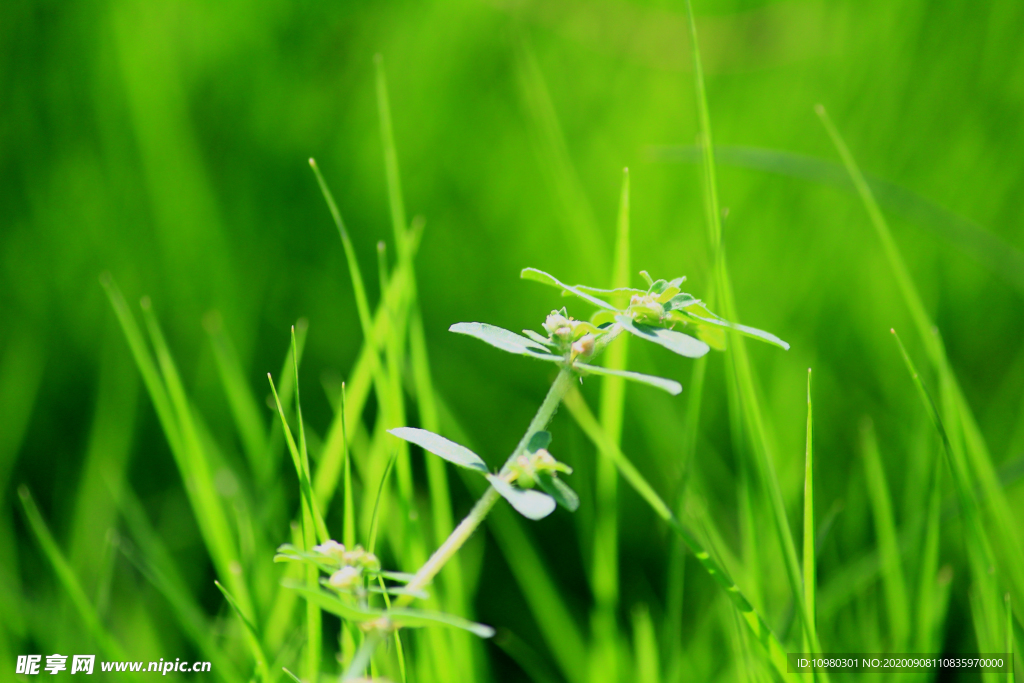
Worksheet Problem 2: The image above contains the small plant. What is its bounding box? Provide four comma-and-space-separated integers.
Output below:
278, 265, 787, 679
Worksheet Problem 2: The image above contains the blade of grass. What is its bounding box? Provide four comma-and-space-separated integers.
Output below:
915, 432, 944, 652
68, 339, 138, 594
665, 352, 709, 675
216, 581, 271, 682
632, 604, 661, 683
268, 365, 323, 682
290, 328, 323, 681
0, 330, 43, 664
373, 58, 457, 682
859, 418, 909, 649
204, 311, 268, 486
892, 329, 1003, 648
817, 104, 1024, 618
802, 369, 817, 679
409, 310, 474, 680
135, 294, 255, 620
18, 486, 126, 661
314, 219, 422, 511
591, 168, 631, 682
563, 388, 789, 680
1007, 593, 1015, 683
683, 0, 822, 667
374, 54, 407, 255
115, 483, 242, 683
512, 32, 605, 275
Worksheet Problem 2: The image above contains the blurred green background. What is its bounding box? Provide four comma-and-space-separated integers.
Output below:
3, 0, 1024, 680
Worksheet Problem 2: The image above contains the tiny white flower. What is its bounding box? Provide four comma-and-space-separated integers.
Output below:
314, 540, 347, 560
329, 565, 362, 589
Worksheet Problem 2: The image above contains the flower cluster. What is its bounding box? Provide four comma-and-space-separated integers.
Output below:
509, 447, 572, 490
542, 308, 601, 361
310, 540, 381, 590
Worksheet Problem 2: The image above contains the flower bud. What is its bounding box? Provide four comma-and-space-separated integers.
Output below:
571, 334, 595, 358
329, 565, 362, 589
543, 311, 571, 337
313, 540, 346, 561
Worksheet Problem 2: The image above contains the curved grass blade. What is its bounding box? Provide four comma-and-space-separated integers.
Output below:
487, 475, 557, 520
387, 427, 488, 474
615, 315, 709, 359
268, 374, 328, 544
820, 104, 1024, 618
214, 580, 270, 682
18, 486, 128, 662
449, 322, 561, 361
521, 267, 618, 311
575, 362, 682, 396
891, 329, 1003, 643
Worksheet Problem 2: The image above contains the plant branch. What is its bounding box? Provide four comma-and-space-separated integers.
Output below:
397, 366, 577, 604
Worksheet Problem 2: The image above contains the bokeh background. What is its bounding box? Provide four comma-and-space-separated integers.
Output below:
3, 0, 1023, 681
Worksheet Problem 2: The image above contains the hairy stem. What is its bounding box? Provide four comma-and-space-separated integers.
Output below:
398, 366, 576, 603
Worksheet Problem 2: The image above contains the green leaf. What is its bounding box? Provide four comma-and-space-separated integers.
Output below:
537, 473, 580, 512
388, 427, 489, 474
385, 608, 496, 639
285, 582, 382, 623
575, 362, 682, 396
520, 267, 619, 311
487, 475, 556, 520
573, 284, 646, 297
614, 315, 709, 359
449, 322, 561, 361
676, 304, 791, 351
522, 329, 557, 347
287, 582, 494, 638
526, 431, 551, 453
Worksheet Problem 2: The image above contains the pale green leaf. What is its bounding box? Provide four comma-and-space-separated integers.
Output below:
575, 362, 682, 396
520, 268, 618, 311
388, 427, 488, 474
449, 322, 561, 361
614, 315, 709, 359
487, 475, 556, 520
537, 473, 580, 512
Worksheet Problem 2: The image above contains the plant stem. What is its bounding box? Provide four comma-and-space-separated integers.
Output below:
398, 366, 576, 603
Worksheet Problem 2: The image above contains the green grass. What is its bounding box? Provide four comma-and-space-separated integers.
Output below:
5, 2, 1024, 682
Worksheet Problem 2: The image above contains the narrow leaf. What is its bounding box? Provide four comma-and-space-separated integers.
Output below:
526, 431, 551, 453
385, 608, 496, 639
537, 473, 580, 512
615, 315, 710, 359
487, 475, 556, 520
575, 362, 682, 396
678, 307, 790, 351
450, 322, 561, 361
388, 427, 488, 474
520, 267, 618, 311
